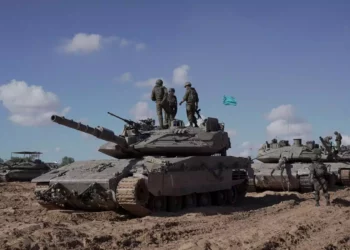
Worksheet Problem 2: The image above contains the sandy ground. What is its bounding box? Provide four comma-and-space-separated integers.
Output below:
0, 183, 349, 250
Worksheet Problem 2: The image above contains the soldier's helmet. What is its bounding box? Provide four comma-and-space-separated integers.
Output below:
184, 82, 191, 88
169, 88, 175, 93
155, 79, 163, 86
334, 131, 338, 135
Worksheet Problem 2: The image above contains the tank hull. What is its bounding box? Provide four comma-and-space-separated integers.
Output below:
248, 161, 350, 193
32, 156, 250, 216
0, 162, 51, 182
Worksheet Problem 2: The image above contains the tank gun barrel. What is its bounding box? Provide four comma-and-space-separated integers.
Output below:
51, 115, 128, 148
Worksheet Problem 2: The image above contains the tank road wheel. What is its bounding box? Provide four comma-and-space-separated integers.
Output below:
226, 186, 238, 205
299, 175, 313, 193
198, 193, 212, 207
116, 177, 151, 217
184, 194, 197, 209
213, 191, 227, 206
149, 195, 167, 212
167, 196, 182, 212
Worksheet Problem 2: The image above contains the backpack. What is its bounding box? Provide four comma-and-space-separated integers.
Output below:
314, 163, 327, 177
188, 88, 199, 103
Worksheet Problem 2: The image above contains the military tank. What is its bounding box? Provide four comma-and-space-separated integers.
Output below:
0, 151, 52, 182
32, 112, 250, 216
248, 137, 350, 193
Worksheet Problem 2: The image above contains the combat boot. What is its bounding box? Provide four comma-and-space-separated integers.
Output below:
189, 122, 193, 127
326, 200, 331, 206
315, 201, 320, 207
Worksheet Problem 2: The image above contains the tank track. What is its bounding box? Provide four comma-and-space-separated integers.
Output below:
116, 175, 248, 217
299, 175, 313, 193
340, 169, 350, 186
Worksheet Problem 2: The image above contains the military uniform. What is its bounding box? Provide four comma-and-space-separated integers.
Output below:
151, 79, 170, 129
334, 131, 342, 151
308, 153, 330, 206
179, 82, 199, 127
270, 156, 287, 176
167, 88, 177, 122
324, 136, 332, 148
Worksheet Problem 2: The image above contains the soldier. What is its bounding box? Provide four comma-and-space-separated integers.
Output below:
151, 79, 169, 129
308, 152, 331, 206
270, 156, 287, 176
334, 131, 342, 151
167, 88, 177, 123
179, 82, 199, 127
324, 136, 333, 148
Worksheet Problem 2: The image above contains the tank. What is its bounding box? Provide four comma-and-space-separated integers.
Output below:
0, 152, 53, 182
32, 113, 250, 216
248, 137, 350, 193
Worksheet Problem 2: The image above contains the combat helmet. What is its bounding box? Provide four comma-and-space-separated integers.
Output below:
169, 88, 175, 93
184, 82, 191, 88
156, 79, 163, 86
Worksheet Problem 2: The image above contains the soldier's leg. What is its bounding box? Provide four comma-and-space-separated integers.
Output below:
270, 168, 275, 176
156, 103, 164, 128
313, 181, 320, 206
163, 108, 169, 128
321, 178, 330, 205
336, 142, 341, 151
186, 104, 193, 126
191, 105, 198, 127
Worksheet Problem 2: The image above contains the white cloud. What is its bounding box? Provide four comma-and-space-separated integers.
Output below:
115, 72, 133, 83
0, 80, 70, 126
135, 43, 146, 51
343, 135, 350, 145
172, 65, 190, 85
141, 93, 150, 100
135, 78, 168, 88
238, 141, 261, 157
129, 101, 155, 120
265, 104, 312, 141
60, 33, 145, 54
55, 147, 61, 152
227, 129, 237, 137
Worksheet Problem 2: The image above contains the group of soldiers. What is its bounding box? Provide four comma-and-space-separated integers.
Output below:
323, 131, 342, 151
151, 79, 199, 129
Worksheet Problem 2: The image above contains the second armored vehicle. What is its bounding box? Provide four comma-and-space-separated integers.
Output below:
0, 151, 53, 182
32, 113, 250, 216
248, 138, 350, 192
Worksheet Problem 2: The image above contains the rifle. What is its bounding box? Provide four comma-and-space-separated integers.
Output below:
195, 108, 202, 119
107, 112, 141, 129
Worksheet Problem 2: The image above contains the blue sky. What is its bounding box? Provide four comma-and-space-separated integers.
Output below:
0, 1, 349, 162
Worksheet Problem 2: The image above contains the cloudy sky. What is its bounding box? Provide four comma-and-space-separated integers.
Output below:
0, 1, 349, 162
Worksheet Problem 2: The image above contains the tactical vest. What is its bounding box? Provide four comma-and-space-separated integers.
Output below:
188, 88, 199, 103
314, 163, 327, 177
154, 86, 166, 101
168, 95, 177, 107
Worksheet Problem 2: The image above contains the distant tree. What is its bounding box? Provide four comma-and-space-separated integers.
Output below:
0, 158, 4, 163
60, 156, 75, 167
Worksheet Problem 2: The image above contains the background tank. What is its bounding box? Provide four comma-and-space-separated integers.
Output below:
248, 137, 350, 193
0, 151, 53, 182
32, 113, 250, 216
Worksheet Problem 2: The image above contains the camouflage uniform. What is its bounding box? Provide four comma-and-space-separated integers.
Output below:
270, 156, 287, 176
167, 88, 177, 122
151, 79, 170, 129
324, 136, 332, 148
179, 82, 199, 127
309, 153, 330, 206
334, 131, 342, 151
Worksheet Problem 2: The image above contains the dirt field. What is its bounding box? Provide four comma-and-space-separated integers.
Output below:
0, 183, 349, 250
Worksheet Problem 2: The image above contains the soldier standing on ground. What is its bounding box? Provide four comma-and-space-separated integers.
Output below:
179, 82, 199, 127
151, 79, 169, 129
167, 88, 177, 123
334, 131, 342, 151
308, 152, 331, 206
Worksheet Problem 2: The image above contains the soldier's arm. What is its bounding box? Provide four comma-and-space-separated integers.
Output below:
174, 96, 178, 114
309, 165, 314, 180
151, 88, 156, 101
179, 90, 189, 105
161, 87, 168, 103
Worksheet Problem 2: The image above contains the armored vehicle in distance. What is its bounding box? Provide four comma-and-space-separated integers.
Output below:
248, 138, 350, 192
32, 113, 250, 217
0, 151, 52, 182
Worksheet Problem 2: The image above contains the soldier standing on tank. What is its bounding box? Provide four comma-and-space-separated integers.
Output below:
167, 88, 177, 123
179, 82, 199, 127
151, 79, 169, 129
334, 131, 342, 151
270, 156, 287, 176
308, 152, 331, 206
324, 136, 333, 148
